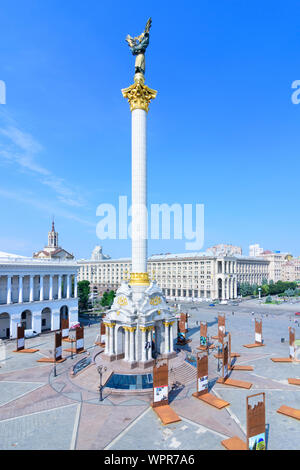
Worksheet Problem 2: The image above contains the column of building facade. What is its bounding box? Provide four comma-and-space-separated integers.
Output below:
104, 322, 109, 354
164, 321, 170, 354
109, 323, 115, 355
49, 275, 53, 301
140, 327, 147, 362
7, 275, 12, 304
147, 325, 154, 360
39, 275, 44, 301
128, 327, 136, 362
169, 321, 174, 352
124, 327, 129, 360
58, 275, 62, 299
74, 275, 78, 298
18, 275, 23, 303
29, 275, 34, 302
67, 274, 71, 298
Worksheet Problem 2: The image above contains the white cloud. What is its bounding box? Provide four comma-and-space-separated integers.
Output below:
0, 187, 95, 228
0, 124, 85, 207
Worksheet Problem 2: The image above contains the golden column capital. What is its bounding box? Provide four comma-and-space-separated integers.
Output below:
129, 272, 150, 286
128, 326, 137, 332
122, 81, 157, 113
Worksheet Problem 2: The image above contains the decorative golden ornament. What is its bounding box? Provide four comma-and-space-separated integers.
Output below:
122, 81, 157, 112
117, 295, 128, 306
157, 310, 161, 315
140, 326, 147, 332
150, 295, 161, 306
129, 272, 150, 286
128, 326, 136, 332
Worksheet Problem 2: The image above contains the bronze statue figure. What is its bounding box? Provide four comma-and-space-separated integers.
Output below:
126, 18, 152, 76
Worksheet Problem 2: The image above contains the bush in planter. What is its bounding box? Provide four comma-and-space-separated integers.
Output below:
265, 295, 272, 303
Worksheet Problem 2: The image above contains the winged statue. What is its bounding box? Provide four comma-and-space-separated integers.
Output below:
125, 18, 152, 76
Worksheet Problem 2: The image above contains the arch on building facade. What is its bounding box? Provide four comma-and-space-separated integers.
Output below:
59, 305, 69, 328
21, 310, 32, 329
41, 307, 51, 331
0, 312, 10, 339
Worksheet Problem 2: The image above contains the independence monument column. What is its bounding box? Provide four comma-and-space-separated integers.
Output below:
102, 19, 175, 367
122, 18, 157, 297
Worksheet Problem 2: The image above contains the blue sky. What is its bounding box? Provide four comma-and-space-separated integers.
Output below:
0, 0, 299, 259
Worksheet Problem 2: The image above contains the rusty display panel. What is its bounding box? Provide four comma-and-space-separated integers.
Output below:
180, 312, 188, 332
152, 359, 169, 408
289, 327, 296, 359
200, 322, 208, 348
194, 352, 209, 397
218, 314, 226, 342
255, 319, 263, 344
61, 318, 69, 339
221, 339, 229, 383
76, 326, 84, 353
55, 331, 62, 361
246, 393, 266, 450
16, 325, 25, 351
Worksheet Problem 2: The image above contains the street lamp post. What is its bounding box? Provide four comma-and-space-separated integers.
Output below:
97, 365, 107, 402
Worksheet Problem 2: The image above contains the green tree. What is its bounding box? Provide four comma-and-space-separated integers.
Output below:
78, 280, 90, 312
100, 290, 116, 307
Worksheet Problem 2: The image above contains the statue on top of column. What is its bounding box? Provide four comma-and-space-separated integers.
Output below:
125, 18, 152, 77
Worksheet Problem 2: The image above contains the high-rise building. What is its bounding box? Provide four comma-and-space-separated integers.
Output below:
249, 244, 264, 257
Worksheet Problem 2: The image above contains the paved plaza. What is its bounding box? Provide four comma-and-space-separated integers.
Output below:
0, 299, 300, 450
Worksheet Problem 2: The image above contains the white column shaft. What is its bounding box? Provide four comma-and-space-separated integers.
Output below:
109, 327, 114, 355
141, 329, 146, 362
7, 276, 12, 304
170, 324, 174, 353
29, 275, 34, 302
124, 329, 129, 360
74, 276, 78, 298
58, 275, 62, 300
49, 275, 53, 300
39, 275, 44, 301
105, 327, 109, 354
131, 109, 147, 274
18, 276, 23, 303
67, 275, 71, 299
148, 329, 153, 360
129, 329, 135, 362
165, 323, 170, 354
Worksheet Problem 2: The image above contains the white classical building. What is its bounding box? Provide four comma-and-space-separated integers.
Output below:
78, 250, 269, 302
0, 251, 78, 339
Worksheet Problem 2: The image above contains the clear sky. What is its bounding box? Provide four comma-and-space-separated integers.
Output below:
0, 0, 299, 259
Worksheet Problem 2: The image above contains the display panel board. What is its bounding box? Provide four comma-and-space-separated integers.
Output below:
16, 325, 25, 351
200, 322, 208, 348
218, 314, 226, 343
247, 393, 266, 450
61, 318, 69, 339
289, 327, 295, 360
55, 331, 62, 361
180, 313, 188, 333
195, 352, 209, 397
255, 319, 263, 345
221, 339, 229, 383
76, 326, 84, 353
152, 359, 168, 408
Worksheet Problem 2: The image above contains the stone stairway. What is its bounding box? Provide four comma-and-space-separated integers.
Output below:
169, 361, 196, 387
